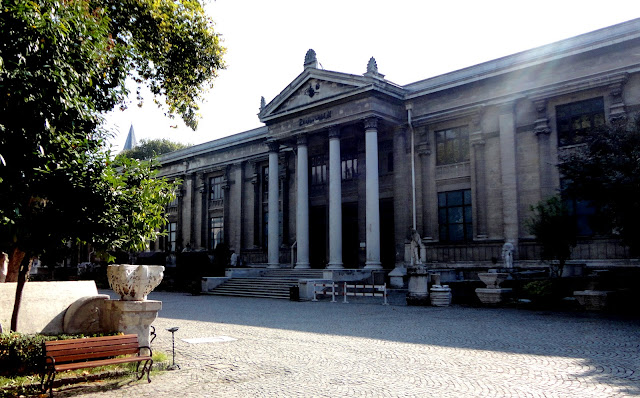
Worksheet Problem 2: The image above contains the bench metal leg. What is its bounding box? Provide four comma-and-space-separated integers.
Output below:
136, 359, 153, 383
41, 370, 56, 398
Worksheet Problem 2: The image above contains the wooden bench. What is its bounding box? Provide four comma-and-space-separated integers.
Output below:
41, 334, 153, 397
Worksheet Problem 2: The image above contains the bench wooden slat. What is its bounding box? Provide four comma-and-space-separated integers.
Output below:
46, 342, 139, 354
46, 335, 138, 349
54, 355, 152, 372
49, 347, 141, 364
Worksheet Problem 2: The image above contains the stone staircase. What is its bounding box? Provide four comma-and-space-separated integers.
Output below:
206, 269, 326, 299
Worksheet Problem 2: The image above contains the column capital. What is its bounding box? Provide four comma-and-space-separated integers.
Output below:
363, 116, 379, 130
532, 99, 551, 136
470, 106, 485, 130
266, 139, 280, 153
471, 139, 486, 147
296, 133, 308, 146
609, 80, 628, 125
328, 125, 341, 140
498, 101, 515, 115
416, 141, 431, 156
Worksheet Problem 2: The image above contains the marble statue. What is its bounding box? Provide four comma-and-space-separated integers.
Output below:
501, 242, 514, 269
0, 252, 7, 283
410, 229, 425, 265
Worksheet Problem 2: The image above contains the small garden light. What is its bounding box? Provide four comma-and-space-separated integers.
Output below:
166, 326, 180, 370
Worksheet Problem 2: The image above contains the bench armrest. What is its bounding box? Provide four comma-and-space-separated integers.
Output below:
44, 355, 56, 368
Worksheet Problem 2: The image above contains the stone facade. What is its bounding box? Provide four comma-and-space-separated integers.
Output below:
156, 19, 640, 270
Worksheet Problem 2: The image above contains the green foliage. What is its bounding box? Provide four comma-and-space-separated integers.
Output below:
117, 138, 190, 161
98, 157, 179, 254
0, 0, 220, 259
522, 280, 554, 300
526, 196, 577, 277
0, 0, 217, 330
559, 115, 640, 254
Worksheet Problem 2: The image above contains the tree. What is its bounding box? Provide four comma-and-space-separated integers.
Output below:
526, 196, 577, 278
117, 138, 190, 161
558, 115, 640, 255
0, 0, 224, 331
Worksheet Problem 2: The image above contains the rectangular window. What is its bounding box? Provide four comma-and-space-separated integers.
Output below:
167, 222, 177, 252
210, 216, 223, 250
341, 155, 358, 181
556, 97, 605, 147
436, 126, 470, 165
438, 189, 473, 242
311, 155, 327, 185
210, 176, 223, 201
561, 180, 596, 236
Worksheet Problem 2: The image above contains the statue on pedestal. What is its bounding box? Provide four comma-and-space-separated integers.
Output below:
410, 228, 425, 266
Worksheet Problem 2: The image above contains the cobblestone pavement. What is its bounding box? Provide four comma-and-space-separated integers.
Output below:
58, 291, 639, 398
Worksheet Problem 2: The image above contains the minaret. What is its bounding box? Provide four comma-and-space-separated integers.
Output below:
123, 124, 137, 150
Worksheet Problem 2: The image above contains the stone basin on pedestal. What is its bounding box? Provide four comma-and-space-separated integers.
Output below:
106, 265, 164, 351
476, 272, 512, 305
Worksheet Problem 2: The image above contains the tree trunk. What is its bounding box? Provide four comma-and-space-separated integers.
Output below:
10, 248, 33, 332
5, 247, 25, 282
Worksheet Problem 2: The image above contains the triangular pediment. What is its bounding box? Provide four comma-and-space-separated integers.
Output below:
259, 69, 376, 122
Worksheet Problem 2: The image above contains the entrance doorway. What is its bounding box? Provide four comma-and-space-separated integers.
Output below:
310, 205, 326, 268
380, 199, 395, 269
342, 202, 359, 268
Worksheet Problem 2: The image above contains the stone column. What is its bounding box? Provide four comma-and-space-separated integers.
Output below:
364, 117, 382, 269
533, 99, 553, 200
267, 140, 280, 268
295, 134, 310, 269
471, 138, 488, 238
250, 162, 260, 247
499, 103, 519, 249
199, 173, 207, 249
416, 139, 432, 240
327, 126, 344, 269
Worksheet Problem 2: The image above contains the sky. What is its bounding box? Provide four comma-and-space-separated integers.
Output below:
105, 0, 639, 153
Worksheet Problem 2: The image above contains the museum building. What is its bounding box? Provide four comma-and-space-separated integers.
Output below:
155, 18, 640, 271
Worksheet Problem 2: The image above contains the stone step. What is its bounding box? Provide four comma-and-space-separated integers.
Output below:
206, 290, 290, 299
205, 269, 327, 300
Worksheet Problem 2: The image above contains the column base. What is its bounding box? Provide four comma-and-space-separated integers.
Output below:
326, 262, 344, 269
364, 262, 383, 270
294, 262, 311, 269
267, 263, 280, 269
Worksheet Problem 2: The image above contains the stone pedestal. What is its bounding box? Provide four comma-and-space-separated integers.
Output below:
406, 267, 429, 306
430, 285, 452, 307
476, 272, 512, 305
104, 300, 162, 352
475, 288, 512, 304
388, 266, 407, 288
573, 290, 613, 311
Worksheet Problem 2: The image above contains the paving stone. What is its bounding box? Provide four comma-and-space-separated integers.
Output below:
56, 291, 640, 398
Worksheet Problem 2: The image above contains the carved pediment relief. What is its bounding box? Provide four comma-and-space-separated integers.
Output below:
272, 78, 360, 114
259, 68, 378, 122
